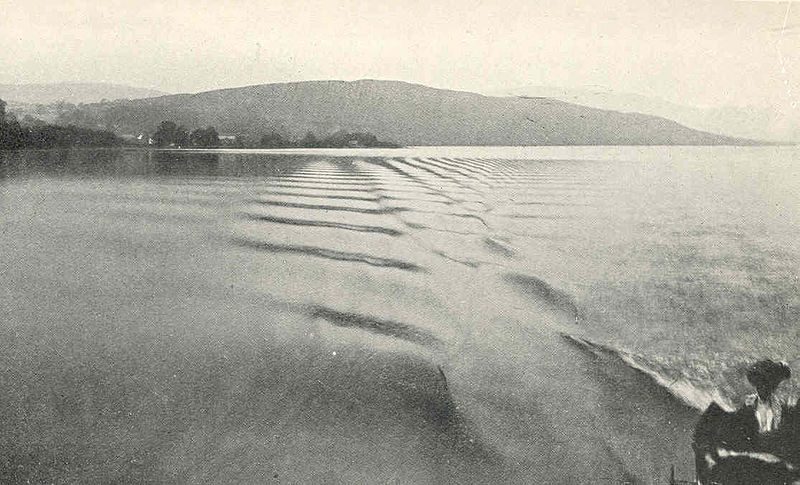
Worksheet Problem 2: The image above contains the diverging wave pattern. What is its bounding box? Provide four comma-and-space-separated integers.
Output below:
229, 155, 726, 411
230, 155, 612, 341
227, 155, 709, 482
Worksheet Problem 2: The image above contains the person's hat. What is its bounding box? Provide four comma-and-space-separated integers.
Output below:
746, 359, 791, 388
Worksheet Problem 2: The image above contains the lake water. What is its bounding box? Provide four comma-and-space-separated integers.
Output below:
2, 146, 799, 483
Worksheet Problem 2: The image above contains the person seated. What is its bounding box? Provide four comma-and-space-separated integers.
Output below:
693, 359, 798, 484
744, 359, 794, 435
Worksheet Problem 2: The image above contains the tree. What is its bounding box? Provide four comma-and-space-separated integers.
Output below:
259, 131, 287, 148
189, 126, 220, 147
175, 126, 189, 147
1, 98, 120, 149
299, 131, 319, 148
317, 130, 396, 148
322, 130, 349, 148
152, 121, 176, 147
203, 126, 219, 147
152, 120, 189, 147
189, 128, 202, 147
0, 97, 27, 149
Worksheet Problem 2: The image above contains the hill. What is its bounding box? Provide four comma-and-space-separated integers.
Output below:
53, 80, 759, 146
0, 83, 168, 105
490, 85, 798, 143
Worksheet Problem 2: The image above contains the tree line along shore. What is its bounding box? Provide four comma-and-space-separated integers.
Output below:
146, 120, 400, 149
0, 98, 399, 150
1, 99, 119, 149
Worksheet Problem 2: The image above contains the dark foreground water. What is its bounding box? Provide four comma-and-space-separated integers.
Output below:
1, 146, 799, 483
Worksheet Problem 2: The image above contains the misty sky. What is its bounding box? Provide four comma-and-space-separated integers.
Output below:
1, 0, 798, 111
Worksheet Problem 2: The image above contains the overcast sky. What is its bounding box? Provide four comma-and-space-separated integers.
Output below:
1, 0, 797, 110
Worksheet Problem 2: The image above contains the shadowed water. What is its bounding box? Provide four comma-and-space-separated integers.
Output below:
2, 146, 799, 483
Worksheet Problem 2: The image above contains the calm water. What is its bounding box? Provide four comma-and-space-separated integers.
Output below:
2, 146, 799, 483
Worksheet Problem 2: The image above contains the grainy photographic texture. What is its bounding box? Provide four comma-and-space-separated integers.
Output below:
1, 1, 799, 483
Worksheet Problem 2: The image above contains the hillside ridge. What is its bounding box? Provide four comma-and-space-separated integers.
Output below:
52, 79, 760, 146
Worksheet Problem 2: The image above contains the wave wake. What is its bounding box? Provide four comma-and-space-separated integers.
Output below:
562, 334, 734, 412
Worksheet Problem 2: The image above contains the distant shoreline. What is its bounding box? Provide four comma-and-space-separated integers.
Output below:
3, 142, 798, 154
